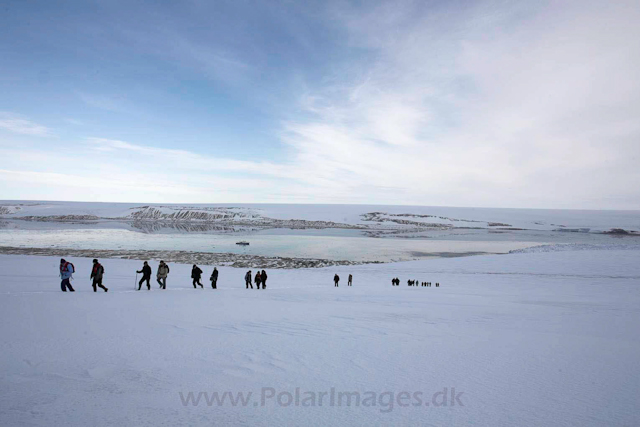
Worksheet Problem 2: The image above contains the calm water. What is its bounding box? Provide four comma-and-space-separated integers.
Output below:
1, 213, 638, 262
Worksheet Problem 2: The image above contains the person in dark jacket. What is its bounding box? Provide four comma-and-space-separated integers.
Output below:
90, 259, 108, 292
137, 261, 152, 290
192, 264, 203, 288
254, 271, 262, 290
210, 267, 219, 289
245, 270, 252, 289
261, 269, 267, 289
59, 258, 75, 292
348, 274, 353, 286
334, 274, 340, 287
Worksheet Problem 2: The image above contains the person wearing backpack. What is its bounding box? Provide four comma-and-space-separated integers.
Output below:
191, 264, 203, 289
137, 261, 152, 290
157, 260, 170, 289
254, 270, 262, 290
90, 259, 108, 292
261, 269, 267, 289
59, 258, 76, 292
210, 267, 219, 289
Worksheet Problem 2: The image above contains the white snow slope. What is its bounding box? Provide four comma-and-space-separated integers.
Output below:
0, 250, 639, 426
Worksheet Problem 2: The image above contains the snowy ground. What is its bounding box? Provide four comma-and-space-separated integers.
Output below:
1, 249, 639, 426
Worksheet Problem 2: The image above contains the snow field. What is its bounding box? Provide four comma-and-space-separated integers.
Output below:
0, 250, 639, 426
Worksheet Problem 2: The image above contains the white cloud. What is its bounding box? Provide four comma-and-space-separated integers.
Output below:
0, 113, 51, 136
274, 0, 640, 208
2, 1, 639, 208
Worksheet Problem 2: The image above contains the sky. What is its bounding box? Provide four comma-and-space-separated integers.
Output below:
0, 0, 639, 209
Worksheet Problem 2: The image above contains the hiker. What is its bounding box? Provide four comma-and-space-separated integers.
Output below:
191, 264, 203, 288
90, 259, 108, 292
59, 258, 75, 292
245, 270, 253, 289
210, 267, 218, 289
334, 274, 340, 287
261, 269, 267, 289
254, 270, 262, 290
137, 261, 152, 290
348, 274, 353, 286
157, 260, 170, 289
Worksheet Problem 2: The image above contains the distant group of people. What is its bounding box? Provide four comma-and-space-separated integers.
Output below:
404, 279, 439, 287
333, 274, 353, 287
244, 270, 268, 289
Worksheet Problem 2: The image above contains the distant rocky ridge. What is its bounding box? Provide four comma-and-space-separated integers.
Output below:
2, 204, 635, 237
0, 206, 22, 215
20, 215, 100, 221
1, 205, 368, 231
125, 206, 254, 221
0, 246, 379, 269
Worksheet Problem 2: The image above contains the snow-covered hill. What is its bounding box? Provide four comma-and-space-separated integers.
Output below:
0, 249, 638, 426
1, 201, 638, 235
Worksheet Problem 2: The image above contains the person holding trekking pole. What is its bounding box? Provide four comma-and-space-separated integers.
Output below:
137, 261, 151, 291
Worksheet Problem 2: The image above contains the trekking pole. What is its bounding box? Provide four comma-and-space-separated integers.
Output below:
135, 272, 138, 291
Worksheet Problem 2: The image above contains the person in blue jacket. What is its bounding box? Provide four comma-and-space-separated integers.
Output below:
59, 258, 75, 292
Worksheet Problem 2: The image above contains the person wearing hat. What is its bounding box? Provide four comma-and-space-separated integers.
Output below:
59, 258, 75, 292
90, 259, 108, 292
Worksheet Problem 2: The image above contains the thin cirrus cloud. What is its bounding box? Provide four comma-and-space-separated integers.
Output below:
0, 113, 51, 137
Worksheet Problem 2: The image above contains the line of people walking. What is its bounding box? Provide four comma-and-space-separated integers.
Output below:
244, 270, 268, 289
59, 257, 440, 292
58, 258, 258, 292
391, 277, 440, 287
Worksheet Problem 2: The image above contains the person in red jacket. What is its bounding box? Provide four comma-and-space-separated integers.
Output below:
90, 259, 108, 292
254, 271, 262, 290
59, 258, 75, 292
